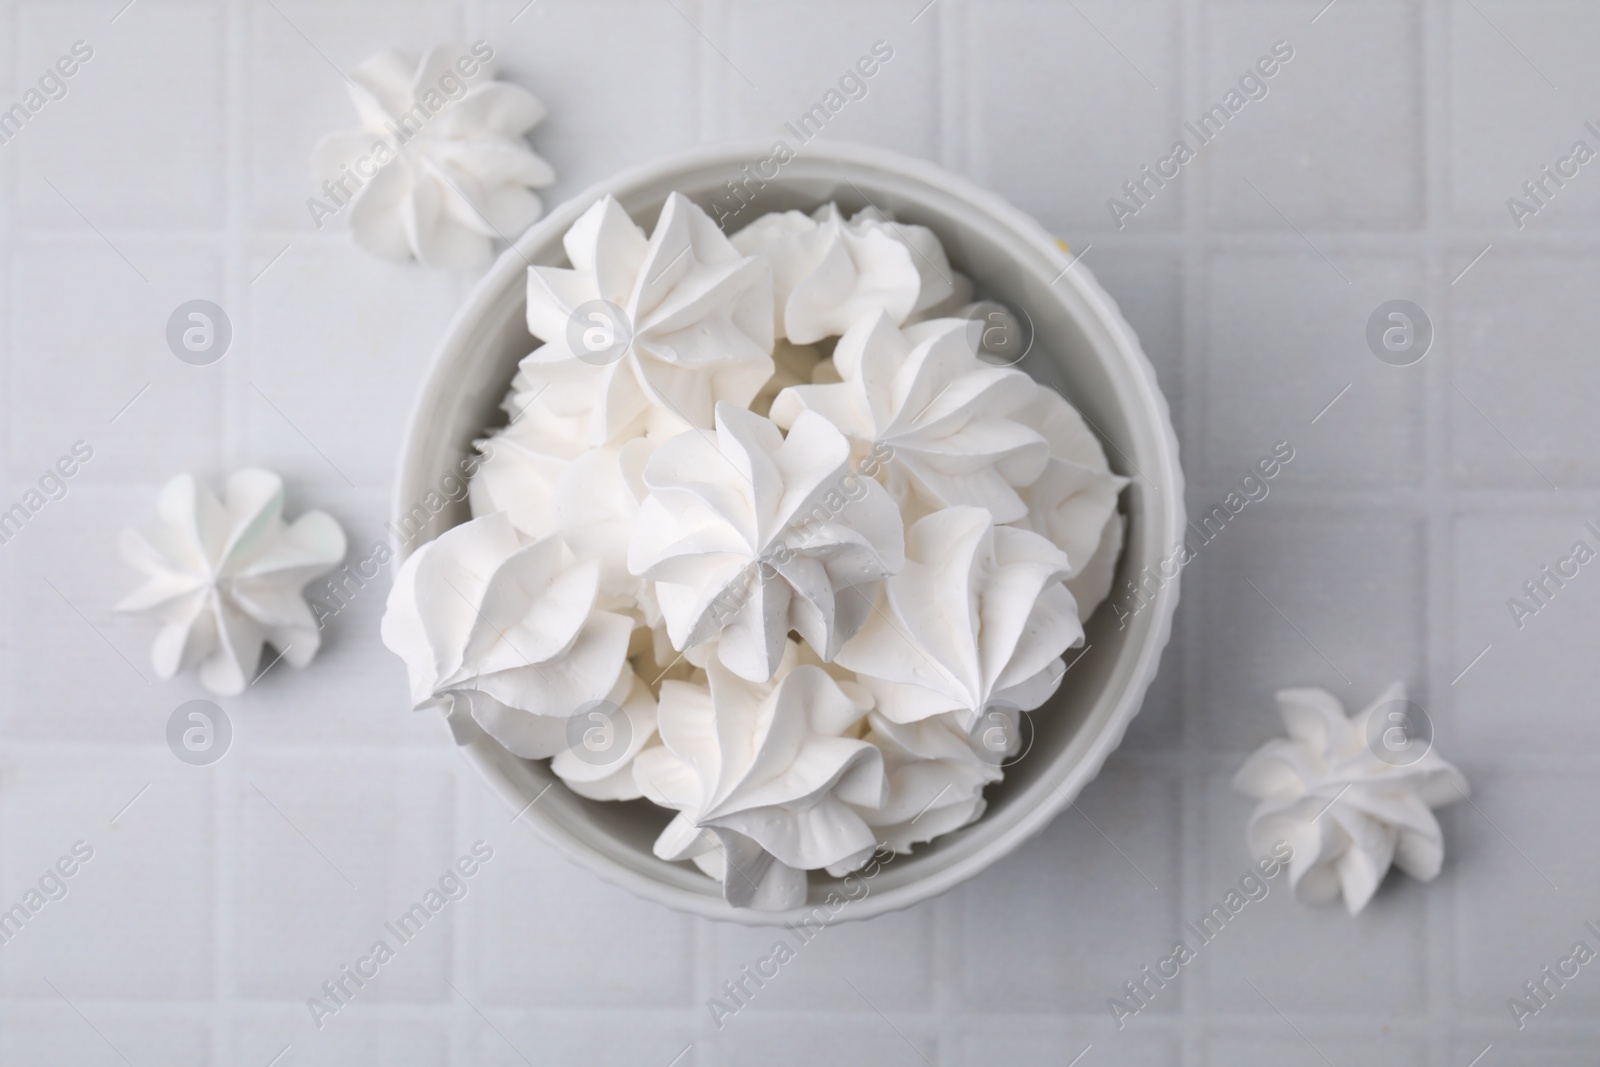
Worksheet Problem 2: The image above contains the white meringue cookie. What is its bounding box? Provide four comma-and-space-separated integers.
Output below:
116, 469, 346, 695
836, 506, 1083, 730
467, 426, 579, 542
683, 826, 811, 911
1232, 683, 1468, 915
906, 269, 976, 324
468, 352, 626, 541
770, 312, 1049, 524
549, 437, 658, 620
549, 667, 660, 801
312, 43, 555, 268
501, 354, 610, 447
731, 203, 955, 343
628, 401, 904, 683
1007, 384, 1129, 619
855, 709, 1011, 853
379, 512, 632, 758
632, 642, 887, 882
1065, 511, 1126, 624
521, 193, 775, 445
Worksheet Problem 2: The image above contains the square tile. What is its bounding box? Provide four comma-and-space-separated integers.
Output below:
464, 792, 696, 1009
0, 1008, 210, 1067
0, 483, 177, 742
244, 239, 461, 489
225, 754, 457, 1003
968, 0, 1183, 235
1451, 771, 1600, 1020
721, 1, 939, 159
15, 1, 225, 230
233, 1006, 449, 1066
951, 1020, 1175, 1067
5, 239, 225, 485
476, 0, 698, 203
1202, 250, 1425, 489
474, 1015, 695, 1067
705, 1017, 934, 1067
703, 895, 935, 1014
1448, 1, 1600, 231
956, 764, 1181, 1014
1451, 1036, 1598, 1067
1448, 251, 1600, 489
0, 755, 215, 1000
1193, 506, 1424, 750
1449, 510, 1600, 756
1204, 1, 1424, 230
1205, 1032, 1423, 1067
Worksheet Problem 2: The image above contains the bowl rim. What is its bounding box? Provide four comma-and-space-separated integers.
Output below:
393, 139, 1185, 925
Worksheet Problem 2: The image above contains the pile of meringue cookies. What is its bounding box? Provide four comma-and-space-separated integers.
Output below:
379, 191, 1129, 909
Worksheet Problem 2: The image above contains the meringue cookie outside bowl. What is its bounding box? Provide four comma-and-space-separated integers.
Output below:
393, 141, 1184, 925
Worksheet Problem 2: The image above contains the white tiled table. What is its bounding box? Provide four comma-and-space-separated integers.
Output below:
2, 1, 1597, 1064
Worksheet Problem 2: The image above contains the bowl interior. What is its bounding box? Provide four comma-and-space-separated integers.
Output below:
396, 144, 1182, 923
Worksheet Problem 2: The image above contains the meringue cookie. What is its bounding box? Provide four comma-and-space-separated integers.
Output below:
1232, 683, 1468, 915
836, 506, 1083, 730
548, 437, 658, 620
468, 351, 627, 540
312, 43, 555, 268
1008, 384, 1128, 619
379, 512, 632, 758
632, 641, 887, 882
906, 269, 976, 324
855, 709, 1011, 853
116, 470, 346, 695
770, 312, 1048, 523
628, 401, 905, 682
467, 425, 580, 542
731, 203, 955, 343
549, 666, 659, 801
521, 193, 775, 444
682, 827, 811, 911
1065, 510, 1126, 624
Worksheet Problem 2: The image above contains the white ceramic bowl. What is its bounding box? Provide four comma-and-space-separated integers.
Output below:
393, 141, 1184, 925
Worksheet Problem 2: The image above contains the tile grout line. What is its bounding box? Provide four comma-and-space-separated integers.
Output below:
1422, 1, 1455, 1063
935, 0, 963, 178
23, 224, 1600, 253
1, 0, 13, 489
0, 2, 12, 1021
217, 0, 247, 1061
225, 0, 249, 484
